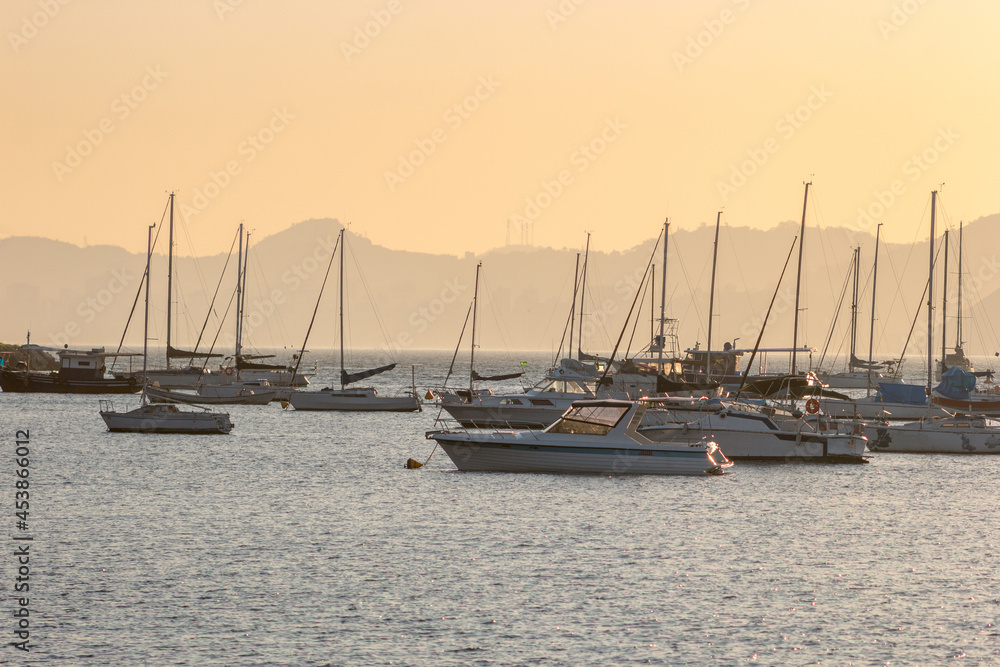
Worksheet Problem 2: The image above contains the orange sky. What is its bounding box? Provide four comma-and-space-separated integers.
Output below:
3, 0, 999, 257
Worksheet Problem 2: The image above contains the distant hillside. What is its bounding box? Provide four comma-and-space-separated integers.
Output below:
4, 214, 1000, 367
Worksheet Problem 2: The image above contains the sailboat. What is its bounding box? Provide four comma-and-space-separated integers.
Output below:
436, 229, 688, 429
224, 224, 312, 388
935, 224, 975, 381
287, 227, 420, 412
99, 221, 234, 434
864, 190, 1000, 454
816, 239, 895, 389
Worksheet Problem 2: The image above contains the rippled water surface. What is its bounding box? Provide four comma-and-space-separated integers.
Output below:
2, 351, 998, 665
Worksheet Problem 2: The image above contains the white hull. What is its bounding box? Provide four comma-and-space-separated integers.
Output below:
819, 397, 952, 420
145, 385, 275, 405
99, 403, 233, 434
431, 432, 726, 475
640, 405, 868, 462
289, 388, 420, 412
815, 371, 885, 389
137, 368, 311, 389
865, 419, 1000, 453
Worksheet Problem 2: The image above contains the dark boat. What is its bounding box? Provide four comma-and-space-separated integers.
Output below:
0, 347, 141, 394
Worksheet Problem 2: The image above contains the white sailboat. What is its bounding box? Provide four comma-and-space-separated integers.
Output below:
865, 190, 1000, 454
99, 220, 234, 434
288, 227, 420, 412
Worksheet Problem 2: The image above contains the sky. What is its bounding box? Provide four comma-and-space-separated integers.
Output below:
3, 0, 999, 258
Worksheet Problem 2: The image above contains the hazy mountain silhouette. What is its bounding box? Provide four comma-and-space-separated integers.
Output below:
4, 214, 1000, 371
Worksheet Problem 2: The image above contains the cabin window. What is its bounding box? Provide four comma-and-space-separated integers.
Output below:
547, 404, 629, 436
499, 398, 523, 406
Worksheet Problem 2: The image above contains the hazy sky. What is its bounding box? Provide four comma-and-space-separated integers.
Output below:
3, 0, 998, 257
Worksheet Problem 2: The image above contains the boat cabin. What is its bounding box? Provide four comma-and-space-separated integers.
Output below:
57, 348, 118, 381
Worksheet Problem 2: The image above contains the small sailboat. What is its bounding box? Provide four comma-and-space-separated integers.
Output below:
287, 227, 420, 412
99, 220, 234, 434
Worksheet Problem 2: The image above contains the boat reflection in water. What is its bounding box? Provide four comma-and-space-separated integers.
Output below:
426, 399, 732, 475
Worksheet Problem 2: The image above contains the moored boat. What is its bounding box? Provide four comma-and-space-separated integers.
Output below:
1, 346, 141, 394
639, 399, 869, 463
427, 399, 732, 475
99, 400, 234, 433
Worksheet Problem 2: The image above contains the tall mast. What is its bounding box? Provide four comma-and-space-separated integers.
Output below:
867, 224, 881, 396
469, 262, 481, 391
235, 223, 244, 359
941, 229, 949, 376
339, 227, 346, 389
792, 181, 811, 374
568, 252, 580, 358
658, 219, 669, 373
165, 192, 175, 369
240, 231, 251, 361
927, 190, 937, 396
577, 233, 590, 360
849, 246, 859, 365
142, 222, 155, 402
956, 221, 963, 349
650, 264, 655, 345
706, 211, 721, 381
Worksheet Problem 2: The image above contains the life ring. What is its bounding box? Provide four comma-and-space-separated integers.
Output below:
224, 367, 235, 376
805, 398, 820, 415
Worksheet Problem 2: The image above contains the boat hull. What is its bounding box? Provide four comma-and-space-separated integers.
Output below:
145, 386, 275, 405
99, 405, 233, 434
931, 395, 1000, 417
865, 423, 1000, 453
819, 397, 952, 420
641, 424, 868, 462
1, 370, 139, 394
430, 432, 727, 475
289, 390, 420, 412
815, 371, 884, 389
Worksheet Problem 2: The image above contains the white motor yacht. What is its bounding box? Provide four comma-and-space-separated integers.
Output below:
427, 399, 732, 475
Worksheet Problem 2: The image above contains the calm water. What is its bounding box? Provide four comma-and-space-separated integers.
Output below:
1, 351, 998, 665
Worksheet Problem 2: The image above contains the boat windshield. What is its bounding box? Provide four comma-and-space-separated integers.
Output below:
547, 404, 630, 435
535, 379, 592, 394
